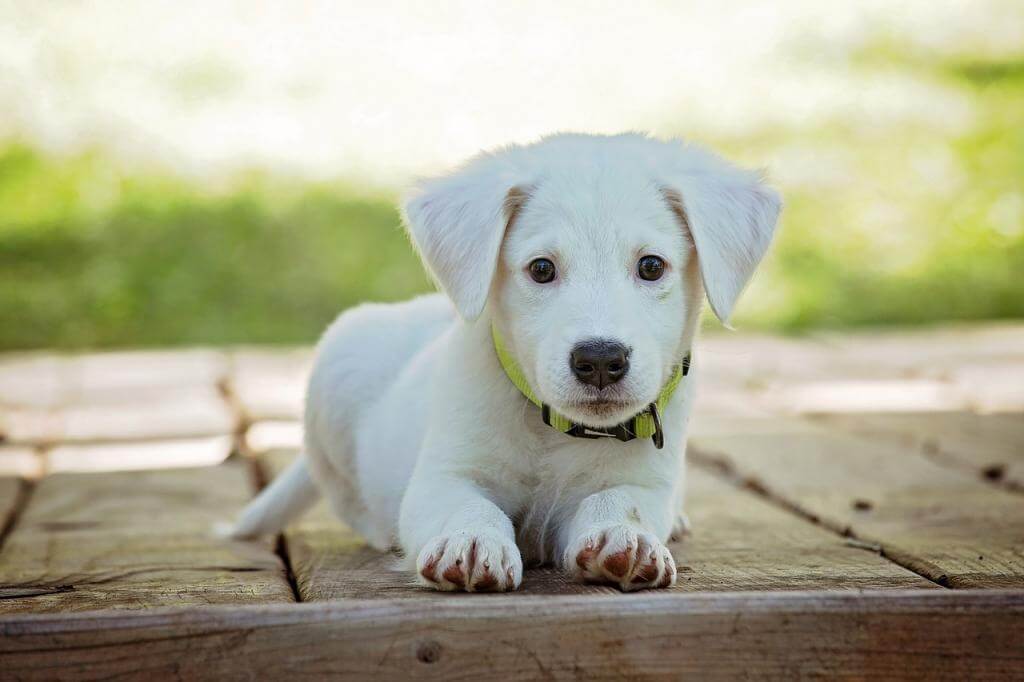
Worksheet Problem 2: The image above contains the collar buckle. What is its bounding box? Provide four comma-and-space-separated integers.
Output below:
648, 402, 664, 449
543, 403, 664, 449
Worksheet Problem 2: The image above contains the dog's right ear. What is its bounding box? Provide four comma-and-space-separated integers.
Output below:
402, 154, 529, 321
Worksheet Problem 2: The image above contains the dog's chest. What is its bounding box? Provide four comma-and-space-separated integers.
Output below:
507, 439, 630, 565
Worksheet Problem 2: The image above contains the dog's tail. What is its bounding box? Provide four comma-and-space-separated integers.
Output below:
227, 455, 319, 539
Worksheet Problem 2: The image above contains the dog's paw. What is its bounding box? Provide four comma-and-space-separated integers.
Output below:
416, 530, 523, 592
566, 525, 676, 592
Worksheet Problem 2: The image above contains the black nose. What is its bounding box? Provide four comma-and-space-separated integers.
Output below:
570, 339, 630, 389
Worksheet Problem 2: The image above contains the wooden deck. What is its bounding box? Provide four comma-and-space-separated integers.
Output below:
1, 325, 1022, 679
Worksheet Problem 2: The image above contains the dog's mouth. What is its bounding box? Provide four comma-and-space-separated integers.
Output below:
561, 395, 645, 426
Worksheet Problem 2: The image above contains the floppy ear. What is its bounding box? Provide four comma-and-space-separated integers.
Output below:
661, 149, 781, 323
402, 154, 529, 321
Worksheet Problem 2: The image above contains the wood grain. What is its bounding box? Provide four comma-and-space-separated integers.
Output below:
0, 350, 227, 409
0, 476, 22, 536
262, 448, 934, 600
690, 418, 1024, 588
0, 590, 1021, 680
0, 462, 294, 613
1, 386, 235, 446
812, 411, 1024, 490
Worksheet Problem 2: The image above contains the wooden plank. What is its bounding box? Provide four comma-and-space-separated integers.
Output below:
690, 419, 1024, 588
245, 420, 302, 453
0, 590, 1021, 680
811, 325, 1024, 413
0, 350, 227, 409
0, 446, 44, 478
812, 412, 1024, 490
697, 324, 1024, 417
0, 355, 67, 408
951, 363, 1024, 413
0, 476, 22, 535
46, 435, 233, 474
766, 378, 969, 414
1, 386, 235, 446
64, 349, 227, 402
681, 467, 935, 592
814, 323, 1024, 377
0, 462, 294, 613
261, 448, 934, 600
229, 349, 311, 421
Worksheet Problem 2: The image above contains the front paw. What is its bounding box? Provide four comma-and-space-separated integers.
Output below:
416, 530, 523, 592
566, 525, 676, 592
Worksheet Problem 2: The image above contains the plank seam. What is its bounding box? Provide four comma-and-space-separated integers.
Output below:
0, 479, 35, 554
808, 414, 1024, 497
246, 440, 303, 603
275, 535, 303, 603
216, 365, 251, 462
688, 444, 952, 589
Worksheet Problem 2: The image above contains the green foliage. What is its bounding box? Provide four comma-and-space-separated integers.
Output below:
0, 146, 429, 349
728, 51, 1024, 331
1, 50, 1022, 349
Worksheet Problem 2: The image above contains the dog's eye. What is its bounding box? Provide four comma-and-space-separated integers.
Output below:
637, 255, 665, 281
528, 258, 557, 283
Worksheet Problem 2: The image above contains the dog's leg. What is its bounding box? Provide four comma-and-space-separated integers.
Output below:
401, 476, 523, 592
561, 486, 677, 592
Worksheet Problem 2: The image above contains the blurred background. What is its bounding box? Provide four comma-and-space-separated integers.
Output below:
1, 0, 1022, 351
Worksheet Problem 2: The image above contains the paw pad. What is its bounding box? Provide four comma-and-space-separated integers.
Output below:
569, 526, 676, 592
415, 531, 522, 592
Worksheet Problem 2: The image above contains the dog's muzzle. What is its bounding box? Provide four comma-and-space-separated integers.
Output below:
493, 325, 689, 449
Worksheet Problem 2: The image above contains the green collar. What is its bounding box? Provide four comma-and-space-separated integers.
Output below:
492, 325, 690, 449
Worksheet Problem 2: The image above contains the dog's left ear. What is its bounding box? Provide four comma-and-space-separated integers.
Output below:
402, 154, 529, 321
660, 148, 782, 324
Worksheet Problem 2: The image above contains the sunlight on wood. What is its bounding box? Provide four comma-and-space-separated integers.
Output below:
246, 420, 303, 454
778, 379, 968, 414
0, 445, 43, 478
46, 435, 233, 474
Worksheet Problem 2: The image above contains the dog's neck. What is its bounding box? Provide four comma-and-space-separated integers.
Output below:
486, 318, 693, 450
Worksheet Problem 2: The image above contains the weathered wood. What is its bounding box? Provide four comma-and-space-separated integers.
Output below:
690, 419, 1024, 588
245, 420, 302, 453
811, 324, 1024, 412
697, 324, 1024, 417
0, 590, 1021, 680
0, 476, 23, 536
951, 363, 1024, 413
0, 446, 44, 478
228, 349, 311, 421
45, 435, 232, 474
680, 467, 936, 591
812, 412, 1024, 490
0, 355, 66, 408
0, 463, 294, 613
261, 448, 934, 599
1, 386, 235, 446
0, 350, 227, 409
815, 323, 1024, 376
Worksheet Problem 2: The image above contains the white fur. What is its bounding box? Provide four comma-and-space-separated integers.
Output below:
231, 133, 780, 592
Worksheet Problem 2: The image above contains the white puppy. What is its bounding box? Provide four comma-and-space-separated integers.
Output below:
231, 133, 780, 592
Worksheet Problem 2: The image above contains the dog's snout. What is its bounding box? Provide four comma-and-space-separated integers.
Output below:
570, 339, 630, 389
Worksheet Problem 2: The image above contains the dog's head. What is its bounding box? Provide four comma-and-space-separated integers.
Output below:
403, 134, 780, 428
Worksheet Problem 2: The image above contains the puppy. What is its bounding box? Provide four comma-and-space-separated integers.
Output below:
231, 133, 780, 592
